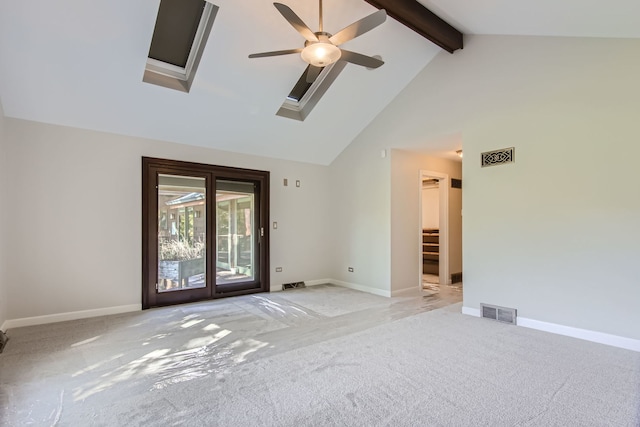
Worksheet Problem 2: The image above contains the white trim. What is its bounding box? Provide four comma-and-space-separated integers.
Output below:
305, 279, 331, 287
273, 279, 393, 297
184, 2, 214, 77
1, 304, 141, 330
461, 306, 480, 317
269, 279, 330, 292
145, 58, 187, 80
517, 317, 640, 353
330, 280, 391, 297
461, 305, 640, 352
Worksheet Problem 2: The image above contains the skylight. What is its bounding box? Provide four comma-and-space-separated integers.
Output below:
277, 62, 347, 121
286, 69, 318, 103
143, 0, 218, 93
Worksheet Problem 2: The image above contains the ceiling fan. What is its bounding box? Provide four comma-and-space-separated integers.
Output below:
249, 0, 387, 83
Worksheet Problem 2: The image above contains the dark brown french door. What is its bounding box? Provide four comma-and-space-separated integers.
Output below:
142, 157, 270, 309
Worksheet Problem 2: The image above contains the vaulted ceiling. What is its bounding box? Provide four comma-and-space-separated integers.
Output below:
0, 0, 639, 165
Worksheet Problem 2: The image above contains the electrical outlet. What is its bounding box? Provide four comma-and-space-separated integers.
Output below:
348, 267, 354, 272
275, 267, 283, 272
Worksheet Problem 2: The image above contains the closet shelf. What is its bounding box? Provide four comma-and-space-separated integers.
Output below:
422, 229, 439, 275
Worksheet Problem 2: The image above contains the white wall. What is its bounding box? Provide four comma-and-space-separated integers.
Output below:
2, 119, 332, 321
363, 35, 639, 341
5, 34, 638, 346
462, 43, 640, 339
390, 150, 462, 293
335, 34, 640, 342
460, 37, 640, 341
328, 134, 392, 296
326, 110, 463, 298
0, 100, 7, 330
421, 186, 439, 230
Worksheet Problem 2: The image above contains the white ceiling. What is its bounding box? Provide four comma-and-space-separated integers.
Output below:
1, 0, 639, 165
419, 0, 640, 38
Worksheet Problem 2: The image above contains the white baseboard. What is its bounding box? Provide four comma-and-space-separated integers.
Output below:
270, 279, 331, 292
461, 306, 480, 317
461, 305, 640, 352
305, 279, 331, 287
517, 317, 640, 353
330, 280, 391, 297
1, 304, 141, 330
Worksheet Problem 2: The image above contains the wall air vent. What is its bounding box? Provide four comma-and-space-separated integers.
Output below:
481, 147, 515, 167
451, 178, 462, 189
480, 303, 517, 325
282, 282, 306, 290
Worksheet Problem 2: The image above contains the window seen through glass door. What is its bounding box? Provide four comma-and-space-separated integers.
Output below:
216, 180, 255, 285
157, 174, 206, 292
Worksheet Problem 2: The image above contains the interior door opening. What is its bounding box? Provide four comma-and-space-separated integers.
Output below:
419, 168, 463, 305
419, 170, 449, 292
421, 177, 440, 288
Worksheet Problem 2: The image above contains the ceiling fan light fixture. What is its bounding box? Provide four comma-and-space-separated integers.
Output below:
301, 41, 341, 67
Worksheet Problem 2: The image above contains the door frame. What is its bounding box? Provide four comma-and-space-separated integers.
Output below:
142, 157, 270, 309
418, 170, 450, 290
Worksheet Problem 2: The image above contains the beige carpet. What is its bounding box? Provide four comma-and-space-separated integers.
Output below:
1, 285, 639, 426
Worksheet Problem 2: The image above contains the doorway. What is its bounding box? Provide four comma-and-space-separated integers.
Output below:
142, 157, 270, 309
421, 178, 440, 288
419, 170, 449, 291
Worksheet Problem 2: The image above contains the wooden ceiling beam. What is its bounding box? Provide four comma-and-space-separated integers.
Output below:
364, 0, 463, 53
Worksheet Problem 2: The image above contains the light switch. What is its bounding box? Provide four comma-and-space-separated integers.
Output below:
273, 222, 278, 229
296, 180, 300, 187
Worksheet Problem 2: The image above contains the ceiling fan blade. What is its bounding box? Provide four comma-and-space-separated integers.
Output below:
249, 48, 303, 59
339, 49, 384, 68
305, 65, 322, 83
274, 3, 319, 42
329, 9, 386, 46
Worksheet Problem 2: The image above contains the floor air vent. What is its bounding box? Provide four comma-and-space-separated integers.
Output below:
0, 330, 8, 353
481, 147, 514, 167
480, 303, 517, 325
282, 282, 305, 290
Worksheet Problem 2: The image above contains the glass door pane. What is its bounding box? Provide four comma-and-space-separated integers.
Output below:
216, 180, 256, 286
157, 174, 206, 292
